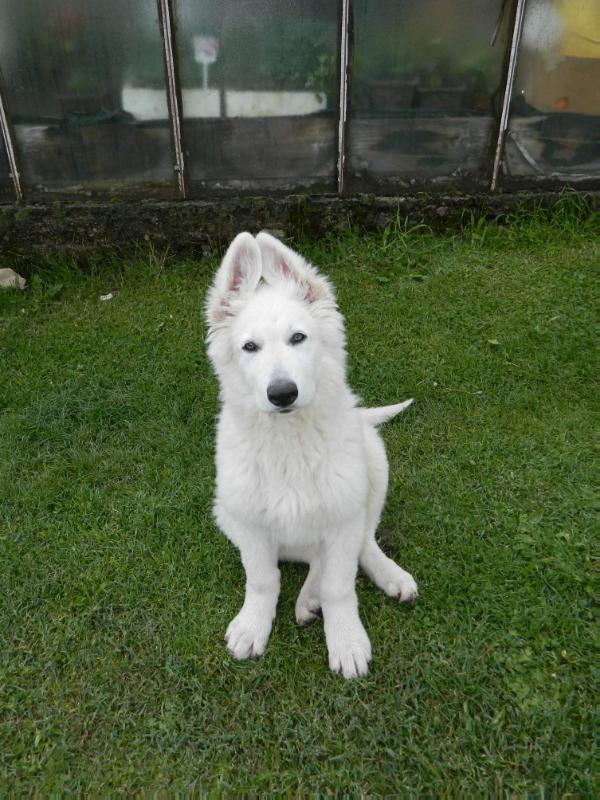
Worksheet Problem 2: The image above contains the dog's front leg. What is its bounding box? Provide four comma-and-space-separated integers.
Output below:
320, 523, 371, 678
226, 536, 280, 660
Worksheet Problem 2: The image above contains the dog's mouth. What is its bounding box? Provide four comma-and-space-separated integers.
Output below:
278, 408, 295, 415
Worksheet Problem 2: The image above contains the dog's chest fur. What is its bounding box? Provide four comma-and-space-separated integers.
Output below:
215, 408, 367, 542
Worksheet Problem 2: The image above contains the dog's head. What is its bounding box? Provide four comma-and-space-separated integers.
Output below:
205, 232, 345, 415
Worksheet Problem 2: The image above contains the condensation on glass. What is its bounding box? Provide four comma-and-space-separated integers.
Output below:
505, 0, 600, 183
0, 0, 175, 197
174, 0, 338, 192
348, 0, 510, 190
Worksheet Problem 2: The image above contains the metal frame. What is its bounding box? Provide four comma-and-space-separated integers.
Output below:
157, 0, 187, 199
0, 69, 23, 202
491, 0, 528, 191
336, 0, 351, 194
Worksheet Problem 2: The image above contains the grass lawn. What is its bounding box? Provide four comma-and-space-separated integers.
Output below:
0, 204, 597, 795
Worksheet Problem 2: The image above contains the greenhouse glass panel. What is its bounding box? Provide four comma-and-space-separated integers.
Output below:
506, 0, 600, 183
348, 0, 509, 190
0, 0, 175, 197
175, 0, 338, 192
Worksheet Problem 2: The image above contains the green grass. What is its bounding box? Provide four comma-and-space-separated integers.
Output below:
0, 202, 598, 795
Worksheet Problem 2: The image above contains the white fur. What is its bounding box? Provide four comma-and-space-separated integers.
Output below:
205, 232, 417, 678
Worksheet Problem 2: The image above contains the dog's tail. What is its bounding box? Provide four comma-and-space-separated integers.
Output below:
361, 398, 414, 426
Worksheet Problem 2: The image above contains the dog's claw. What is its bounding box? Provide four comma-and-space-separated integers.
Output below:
296, 606, 321, 626
295, 590, 321, 626
400, 581, 419, 603
384, 570, 419, 603
325, 619, 372, 679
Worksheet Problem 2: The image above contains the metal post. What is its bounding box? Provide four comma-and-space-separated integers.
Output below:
490, 0, 528, 191
336, 0, 351, 194
0, 70, 23, 203
157, 0, 187, 198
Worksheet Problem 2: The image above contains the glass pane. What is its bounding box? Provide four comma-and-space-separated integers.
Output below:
348, 0, 509, 190
0, 0, 175, 197
175, 0, 338, 192
506, 0, 600, 183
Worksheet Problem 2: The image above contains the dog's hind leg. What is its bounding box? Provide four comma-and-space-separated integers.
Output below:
295, 557, 322, 625
359, 426, 418, 602
360, 538, 418, 602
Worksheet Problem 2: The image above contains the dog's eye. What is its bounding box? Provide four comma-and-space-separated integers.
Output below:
242, 341, 259, 353
290, 332, 306, 345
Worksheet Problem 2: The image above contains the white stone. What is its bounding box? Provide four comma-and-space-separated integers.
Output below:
0, 268, 26, 290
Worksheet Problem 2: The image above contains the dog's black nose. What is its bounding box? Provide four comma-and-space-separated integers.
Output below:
267, 380, 298, 408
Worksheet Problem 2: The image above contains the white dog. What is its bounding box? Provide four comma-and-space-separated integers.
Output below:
205, 232, 418, 678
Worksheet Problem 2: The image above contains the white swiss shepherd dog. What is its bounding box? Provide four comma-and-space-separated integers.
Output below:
205, 231, 418, 678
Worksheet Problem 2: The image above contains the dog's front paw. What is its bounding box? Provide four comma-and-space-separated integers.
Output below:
225, 608, 272, 660
384, 565, 419, 603
325, 619, 372, 679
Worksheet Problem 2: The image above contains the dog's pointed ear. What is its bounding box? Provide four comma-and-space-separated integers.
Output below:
206, 232, 262, 326
256, 231, 332, 304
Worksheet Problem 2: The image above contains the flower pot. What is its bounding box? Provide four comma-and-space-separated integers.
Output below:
58, 92, 116, 116
368, 80, 419, 111
417, 86, 466, 112
463, 90, 493, 114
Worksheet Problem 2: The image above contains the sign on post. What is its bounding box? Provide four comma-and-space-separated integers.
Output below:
193, 36, 220, 89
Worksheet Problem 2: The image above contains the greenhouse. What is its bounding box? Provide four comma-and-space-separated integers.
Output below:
0, 0, 598, 210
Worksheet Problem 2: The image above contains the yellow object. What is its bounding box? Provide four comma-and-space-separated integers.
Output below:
558, 0, 600, 59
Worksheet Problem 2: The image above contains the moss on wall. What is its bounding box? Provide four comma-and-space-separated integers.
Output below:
0, 191, 597, 270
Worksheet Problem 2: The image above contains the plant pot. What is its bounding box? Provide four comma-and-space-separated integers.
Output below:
58, 92, 115, 116
463, 90, 493, 114
368, 80, 419, 111
417, 86, 466, 112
